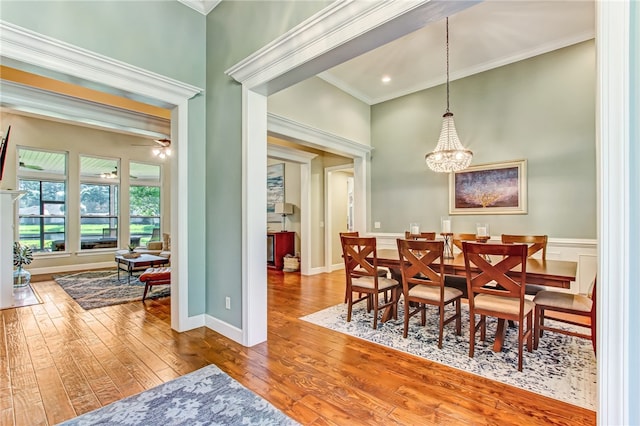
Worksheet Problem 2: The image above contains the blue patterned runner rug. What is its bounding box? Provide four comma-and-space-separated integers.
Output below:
57, 363, 299, 425
301, 301, 596, 410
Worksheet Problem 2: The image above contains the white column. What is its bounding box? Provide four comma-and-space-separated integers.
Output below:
0, 190, 25, 309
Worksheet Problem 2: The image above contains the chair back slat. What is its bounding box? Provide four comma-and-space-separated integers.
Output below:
501, 234, 547, 259
340, 236, 378, 277
463, 242, 528, 299
397, 239, 444, 293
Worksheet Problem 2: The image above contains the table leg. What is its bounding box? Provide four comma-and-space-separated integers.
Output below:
493, 319, 507, 352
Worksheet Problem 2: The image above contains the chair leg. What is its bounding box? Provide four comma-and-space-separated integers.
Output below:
455, 299, 462, 336
526, 311, 533, 353
347, 292, 353, 323
480, 315, 487, 342
438, 304, 445, 349
517, 320, 524, 372
534, 306, 541, 350
142, 283, 150, 301
372, 292, 379, 329
403, 296, 410, 338
469, 312, 476, 358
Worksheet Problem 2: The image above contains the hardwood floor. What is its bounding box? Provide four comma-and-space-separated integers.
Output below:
1, 270, 595, 425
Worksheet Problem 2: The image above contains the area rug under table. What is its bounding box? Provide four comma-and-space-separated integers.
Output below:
57, 363, 299, 426
53, 270, 170, 310
301, 301, 596, 410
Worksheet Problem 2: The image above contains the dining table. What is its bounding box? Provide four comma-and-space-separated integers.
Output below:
371, 248, 578, 352
375, 248, 577, 289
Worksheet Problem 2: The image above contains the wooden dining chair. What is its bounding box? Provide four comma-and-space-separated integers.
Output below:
397, 239, 462, 347
463, 241, 534, 371
339, 232, 388, 303
341, 236, 401, 329
452, 233, 478, 252
533, 277, 596, 354
444, 233, 478, 299
404, 231, 436, 240
501, 234, 548, 295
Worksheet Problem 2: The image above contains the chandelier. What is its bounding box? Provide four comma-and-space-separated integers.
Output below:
425, 17, 472, 173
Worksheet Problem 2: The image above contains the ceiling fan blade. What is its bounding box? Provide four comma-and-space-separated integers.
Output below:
19, 162, 44, 171
154, 138, 171, 147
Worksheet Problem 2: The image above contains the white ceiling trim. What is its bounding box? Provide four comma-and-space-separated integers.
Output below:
267, 113, 372, 159
177, 0, 220, 16
1, 80, 170, 139
320, 30, 596, 105
0, 20, 203, 105
267, 144, 317, 163
225, 0, 479, 95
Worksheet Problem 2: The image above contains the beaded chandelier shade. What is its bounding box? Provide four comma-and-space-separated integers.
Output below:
425, 17, 472, 173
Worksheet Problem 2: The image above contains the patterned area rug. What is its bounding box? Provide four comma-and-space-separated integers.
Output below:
53, 270, 170, 310
301, 301, 596, 410
58, 363, 299, 425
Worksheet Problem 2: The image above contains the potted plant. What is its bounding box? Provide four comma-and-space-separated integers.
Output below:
13, 242, 33, 288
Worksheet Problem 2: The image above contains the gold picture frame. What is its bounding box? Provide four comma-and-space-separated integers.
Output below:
449, 159, 527, 215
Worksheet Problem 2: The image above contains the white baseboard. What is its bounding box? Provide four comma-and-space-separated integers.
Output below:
204, 314, 243, 344
29, 261, 113, 276
175, 314, 205, 332
307, 266, 330, 275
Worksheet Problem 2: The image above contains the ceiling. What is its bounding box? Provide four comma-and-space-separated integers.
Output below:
318, 0, 595, 105
0, 0, 595, 136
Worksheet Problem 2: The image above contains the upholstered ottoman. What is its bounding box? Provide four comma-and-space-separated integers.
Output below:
139, 267, 171, 301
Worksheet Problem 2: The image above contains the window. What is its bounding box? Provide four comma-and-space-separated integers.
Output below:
129, 162, 161, 246
80, 156, 119, 250
17, 148, 67, 252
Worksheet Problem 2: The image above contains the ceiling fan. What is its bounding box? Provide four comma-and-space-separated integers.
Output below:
19, 161, 44, 171
132, 138, 172, 159
99, 166, 137, 179
152, 138, 171, 159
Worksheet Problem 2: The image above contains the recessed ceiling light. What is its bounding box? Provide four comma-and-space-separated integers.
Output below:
381, 75, 391, 84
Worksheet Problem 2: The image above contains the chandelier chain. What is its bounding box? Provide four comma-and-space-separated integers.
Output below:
446, 17, 450, 113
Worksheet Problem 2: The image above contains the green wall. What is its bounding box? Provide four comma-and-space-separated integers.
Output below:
205, 1, 330, 326
370, 40, 596, 239
1, 0, 208, 316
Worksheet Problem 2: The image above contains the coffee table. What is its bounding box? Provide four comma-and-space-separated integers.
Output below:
115, 254, 170, 284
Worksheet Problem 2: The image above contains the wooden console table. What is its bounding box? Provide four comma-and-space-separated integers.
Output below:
267, 232, 295, 270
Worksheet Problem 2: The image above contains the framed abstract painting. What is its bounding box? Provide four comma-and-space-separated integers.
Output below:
267, 163, 285, 223
449, 159, 527, 215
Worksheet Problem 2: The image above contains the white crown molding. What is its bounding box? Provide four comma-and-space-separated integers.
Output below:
177, 0, 220, 16
1, 80, 170, 139
267, 143, 317, 163
267, 113, 372, 158
226, 0, 477, 94
0, 20, 202, 105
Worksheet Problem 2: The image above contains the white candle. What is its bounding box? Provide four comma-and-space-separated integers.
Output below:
442, 220, 451, 233
410, 224, 420, 234
477, 226, 487, 237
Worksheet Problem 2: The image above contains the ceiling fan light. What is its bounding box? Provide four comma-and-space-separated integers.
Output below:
152, 148, 161, 156
165, 148, 172, 156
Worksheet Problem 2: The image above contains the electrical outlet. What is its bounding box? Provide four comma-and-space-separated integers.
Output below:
225, 297, 231, 310
374, 221, 381, 229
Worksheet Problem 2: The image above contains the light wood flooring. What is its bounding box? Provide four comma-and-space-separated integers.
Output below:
1, 270, 595, 425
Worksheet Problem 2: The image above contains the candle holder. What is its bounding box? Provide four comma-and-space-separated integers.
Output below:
441, 232, 454, 258
409, 223, 420, 235
475, 223, 489, 239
